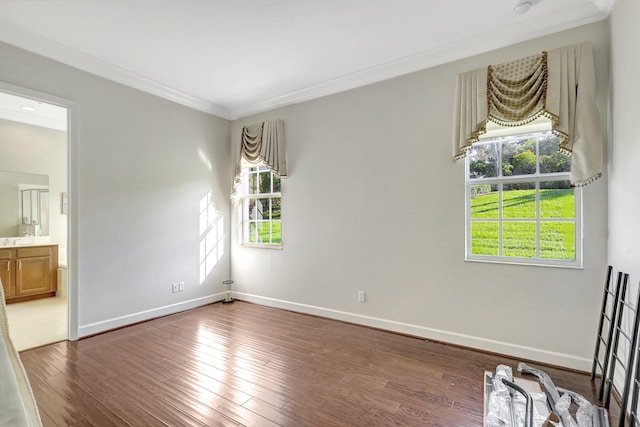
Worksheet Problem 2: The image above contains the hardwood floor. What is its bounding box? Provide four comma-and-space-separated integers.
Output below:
21, 301, 618, 426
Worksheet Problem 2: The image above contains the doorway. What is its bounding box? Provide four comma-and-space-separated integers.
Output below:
0, 85, 74, 350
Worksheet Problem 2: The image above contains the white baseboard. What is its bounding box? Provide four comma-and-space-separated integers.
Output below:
235, 292, 591, 372
78, 293, 225, 337
76, 290, 591, 371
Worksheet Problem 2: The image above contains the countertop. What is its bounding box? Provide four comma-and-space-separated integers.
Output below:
0, 240, 66, 267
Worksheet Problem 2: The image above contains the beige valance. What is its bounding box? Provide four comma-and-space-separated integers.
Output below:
453, 42, 602, 186
232, 119, 287, 198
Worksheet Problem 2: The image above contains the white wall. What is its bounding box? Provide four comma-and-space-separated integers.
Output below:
0, 41, 232, 336
0, 119, 67, 248
609, 0, 640, 281
231, 21, 610, 370
0, 18, 613, 369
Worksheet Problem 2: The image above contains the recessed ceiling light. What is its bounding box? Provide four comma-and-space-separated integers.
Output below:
513, 0, 532, 14
20, 106, 36, 112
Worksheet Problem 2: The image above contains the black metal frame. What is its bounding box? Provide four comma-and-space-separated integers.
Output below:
603, 272, 640, 427
502, 379, 533, 427
626, 278, 640, 427
592, 266, 622, 400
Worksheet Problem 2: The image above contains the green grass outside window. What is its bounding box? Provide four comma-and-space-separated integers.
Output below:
470, 189, 575, 260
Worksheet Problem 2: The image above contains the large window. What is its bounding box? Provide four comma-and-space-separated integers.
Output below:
466, 131, 581, 267
241, 164, 282, 247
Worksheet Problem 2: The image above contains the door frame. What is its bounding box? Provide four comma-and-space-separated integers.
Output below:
0, 80, 79, 341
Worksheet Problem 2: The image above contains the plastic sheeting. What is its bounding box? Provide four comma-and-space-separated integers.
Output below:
484, 363, 610, 427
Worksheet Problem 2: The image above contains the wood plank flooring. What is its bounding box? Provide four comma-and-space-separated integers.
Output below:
21, 301, 618, 426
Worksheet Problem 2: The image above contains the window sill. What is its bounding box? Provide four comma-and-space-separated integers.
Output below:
465, 256, 582, 269
241, 243, 283, 250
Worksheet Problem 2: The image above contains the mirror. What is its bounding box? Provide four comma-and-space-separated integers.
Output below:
0, 171, 49, 237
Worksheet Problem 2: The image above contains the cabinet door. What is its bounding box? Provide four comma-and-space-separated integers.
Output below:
0, 249, 12, 298
15, 257, 51, 296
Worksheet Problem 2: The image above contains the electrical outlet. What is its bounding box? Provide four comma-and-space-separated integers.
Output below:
179, 282, 185, 292
172, 283, 179, 293
358, 291, 366, 302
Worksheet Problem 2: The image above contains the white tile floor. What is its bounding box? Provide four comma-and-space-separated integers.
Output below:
5, 294, 67, 351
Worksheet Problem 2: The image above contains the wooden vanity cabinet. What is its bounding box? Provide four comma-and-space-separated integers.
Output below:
0, 245, 58, 304
0, 249, 12, 300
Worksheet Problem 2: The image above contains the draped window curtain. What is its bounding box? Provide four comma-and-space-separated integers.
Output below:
231, 119, 287, 198
453, 41, 602, 186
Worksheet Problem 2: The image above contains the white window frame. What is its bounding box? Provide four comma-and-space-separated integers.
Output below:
465, 131, 582, 268
240, 161, 282, 249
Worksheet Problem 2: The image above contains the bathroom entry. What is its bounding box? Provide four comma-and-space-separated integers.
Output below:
0, 89, 69, 350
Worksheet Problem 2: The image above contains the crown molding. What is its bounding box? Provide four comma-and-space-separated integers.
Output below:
0, 108, 66, 131
230, 12, 609, 119
0, 6, 611, 123
0, 21, 233, 120
591, 0, 618, 15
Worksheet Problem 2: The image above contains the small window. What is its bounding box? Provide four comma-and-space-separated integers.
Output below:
466, 131, 581, 267
240, 164, 282, 247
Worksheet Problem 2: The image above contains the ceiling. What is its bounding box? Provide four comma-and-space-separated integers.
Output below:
0, 91, 67, 132
0, 0, 615, 121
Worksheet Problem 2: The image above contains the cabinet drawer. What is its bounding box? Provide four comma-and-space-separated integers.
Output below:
0, 249, 11, 260
17, 246, 51, 258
